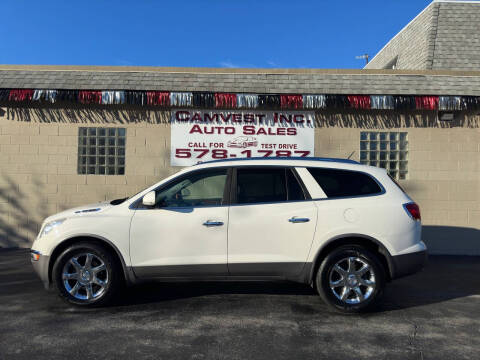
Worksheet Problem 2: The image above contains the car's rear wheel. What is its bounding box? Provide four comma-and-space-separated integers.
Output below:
52, 242, 122, 306
316, 245, 385, 313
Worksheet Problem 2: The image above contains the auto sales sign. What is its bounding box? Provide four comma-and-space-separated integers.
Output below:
170, 109, 315, 166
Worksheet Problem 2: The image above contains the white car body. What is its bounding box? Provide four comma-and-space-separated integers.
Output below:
31, 158, 426, 299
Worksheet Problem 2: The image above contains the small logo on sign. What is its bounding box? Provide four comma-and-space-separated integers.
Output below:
227, 136, 258, 149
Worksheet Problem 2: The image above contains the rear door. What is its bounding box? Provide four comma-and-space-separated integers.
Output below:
227, 167, 317, 276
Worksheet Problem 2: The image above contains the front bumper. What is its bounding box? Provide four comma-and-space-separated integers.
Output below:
30, 250, 51, 290
390, 249, 427, 279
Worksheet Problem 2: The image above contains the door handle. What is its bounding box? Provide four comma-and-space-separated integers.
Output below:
289, 217, 310, 223
203, 220, 224, 227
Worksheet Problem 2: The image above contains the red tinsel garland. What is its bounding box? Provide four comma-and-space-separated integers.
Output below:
215, 93, 237, 108
280, 95, 303, 109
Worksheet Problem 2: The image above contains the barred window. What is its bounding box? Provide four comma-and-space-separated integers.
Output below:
360, 131, 408, 180
78, 127, 126, 175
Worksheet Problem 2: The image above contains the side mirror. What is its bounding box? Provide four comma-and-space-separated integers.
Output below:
142, 191, 156, 207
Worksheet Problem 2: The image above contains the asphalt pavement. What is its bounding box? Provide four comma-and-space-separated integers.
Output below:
0, 249, 479, 360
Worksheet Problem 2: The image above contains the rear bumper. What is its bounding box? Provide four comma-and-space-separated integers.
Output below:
31, 250, 51, 290
390, 249, 427, 279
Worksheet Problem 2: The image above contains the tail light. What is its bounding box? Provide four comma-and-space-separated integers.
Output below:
403, 202, 421, 221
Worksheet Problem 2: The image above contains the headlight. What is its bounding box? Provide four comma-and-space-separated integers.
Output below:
39, 218, 66, 238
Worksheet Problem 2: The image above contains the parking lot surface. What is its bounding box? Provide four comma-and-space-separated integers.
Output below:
0, 249, 479, 360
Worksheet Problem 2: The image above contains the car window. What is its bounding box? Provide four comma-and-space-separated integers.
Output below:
287, 169, 306, 201
307, 168, 382, 198
236, 168, 305, 204
155, 169, 227, 208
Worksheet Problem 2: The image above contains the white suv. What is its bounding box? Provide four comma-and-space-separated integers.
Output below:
31, 157, 426, 312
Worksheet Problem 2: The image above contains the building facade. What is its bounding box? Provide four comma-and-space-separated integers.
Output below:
0, 1, 479, 254
365, 0, 480, 71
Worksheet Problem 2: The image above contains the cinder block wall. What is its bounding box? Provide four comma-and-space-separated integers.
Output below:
314, 110, 480, 254
1, 106, 479, 254
0, 106, 177, 248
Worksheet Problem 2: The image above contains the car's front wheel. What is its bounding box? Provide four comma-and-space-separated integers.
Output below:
316, 245, 386, 313
52, 242, 122, 306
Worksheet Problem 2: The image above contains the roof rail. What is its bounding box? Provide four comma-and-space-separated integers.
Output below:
196, 157, 360, 165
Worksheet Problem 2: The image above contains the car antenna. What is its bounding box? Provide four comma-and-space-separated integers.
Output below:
347, 151, 355, 160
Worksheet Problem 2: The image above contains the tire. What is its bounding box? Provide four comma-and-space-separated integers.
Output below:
52, 242, 122, 306
315, 245, 386, 313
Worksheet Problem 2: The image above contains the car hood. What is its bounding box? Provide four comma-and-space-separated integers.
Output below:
43, 201, 113, 223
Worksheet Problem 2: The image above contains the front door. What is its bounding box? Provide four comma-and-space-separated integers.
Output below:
130, 168, 230, 278
227, 167, 317, 277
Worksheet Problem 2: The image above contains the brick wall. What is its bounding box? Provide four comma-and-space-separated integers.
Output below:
366, 2, 480, 72
365, 3, 438, 70
1, 106, 479, 254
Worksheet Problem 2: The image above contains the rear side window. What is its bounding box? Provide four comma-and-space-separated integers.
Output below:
236, 168, 305, 204
307, 168, 382, 198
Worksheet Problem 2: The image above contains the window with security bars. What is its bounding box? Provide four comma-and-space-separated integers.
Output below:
78, 127, 126, 175
360, 131, 408, 180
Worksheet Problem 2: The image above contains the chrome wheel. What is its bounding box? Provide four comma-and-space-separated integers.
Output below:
329, 256, 376, 305
62, 253, 108, 301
